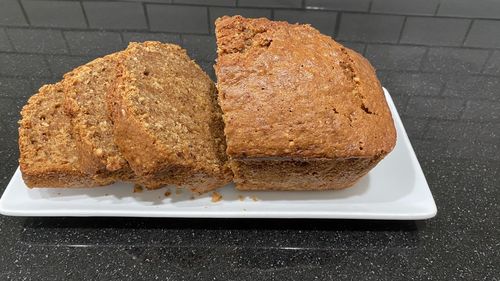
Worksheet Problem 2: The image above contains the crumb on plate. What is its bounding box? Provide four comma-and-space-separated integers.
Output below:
211, 191, 222, 202
133, 184, 143, 193
251, 195, 258, 201
238, 195, 245, 201
164, 190, 171, 197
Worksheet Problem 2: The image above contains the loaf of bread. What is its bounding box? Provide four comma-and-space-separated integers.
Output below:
19, 83, 112, 187
63, 53, 135, 182
108, 42, 232, 193
214, 16, 396, 190
19, 17, 396, 193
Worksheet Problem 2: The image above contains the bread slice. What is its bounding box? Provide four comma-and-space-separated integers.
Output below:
19, 83, 112, 187
63, 53, 135, 182
108, 41, 232, 193
214, 16, 396, 190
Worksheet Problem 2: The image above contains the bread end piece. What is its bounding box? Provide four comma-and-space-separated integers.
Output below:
19, 83, 112, 188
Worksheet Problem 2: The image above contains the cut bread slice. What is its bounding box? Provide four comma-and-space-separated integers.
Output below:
63, 53, 135, 182
108, 41, 232, 193
19, 83, 112, 187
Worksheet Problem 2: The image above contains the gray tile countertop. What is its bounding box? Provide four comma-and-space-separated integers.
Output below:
0, 0, 498, 279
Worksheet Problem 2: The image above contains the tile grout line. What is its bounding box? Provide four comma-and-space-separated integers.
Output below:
479, 49, 495, 73
460, 19, 474, 46
59, 30, 72, 55
17, 0, 31, 26
4, 0, 500, 22
333, 12, 342, 38
79, 1, 90, 28
206, 6, 211, 34
367, 0, 374, 12
118, 32, 125, 47
433, 1, 441, 16
417, 47, 430, 72
397, 16, 408, 44
3, 8, 500, 26
3, 25, 498, 52
142, 2, 151, 31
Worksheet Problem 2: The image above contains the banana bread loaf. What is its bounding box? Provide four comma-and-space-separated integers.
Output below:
214, 16, 396, 190
19, 83, 112, 187
108, 41, 232, 193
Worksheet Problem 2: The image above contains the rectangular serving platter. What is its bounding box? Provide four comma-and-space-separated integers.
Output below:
0, 88, 437, 219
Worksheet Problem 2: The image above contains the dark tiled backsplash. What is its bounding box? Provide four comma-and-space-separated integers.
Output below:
370, 0, 439, 16
83, 1, 148, 30
399, 17, 471, 46
306, 0, 372, 12
21, 0, 88, 28
0, 0, 499, 163
273, 9, 337, 35
6, 28, 68, 54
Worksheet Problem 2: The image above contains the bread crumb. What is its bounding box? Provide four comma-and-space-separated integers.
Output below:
238, 195, 245, 201
251, 195, 258, 201
164, 190, 171, 197
133, 184, 143, 193
104, 193, 109, 196
211, 191, 222, 202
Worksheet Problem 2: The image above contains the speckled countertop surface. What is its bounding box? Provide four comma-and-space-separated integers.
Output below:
0, 0, 499, 280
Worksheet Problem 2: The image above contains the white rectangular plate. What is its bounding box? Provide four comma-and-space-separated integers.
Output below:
0, 88, 436, 219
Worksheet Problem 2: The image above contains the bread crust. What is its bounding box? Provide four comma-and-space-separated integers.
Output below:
215, 16, 396, 159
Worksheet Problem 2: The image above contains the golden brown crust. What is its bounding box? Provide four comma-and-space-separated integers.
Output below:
63, 53, 135, 182
19, 83, 112, 187
215, 16, 396, 190
215, 16, 396, 160
108, 41, 232, 192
